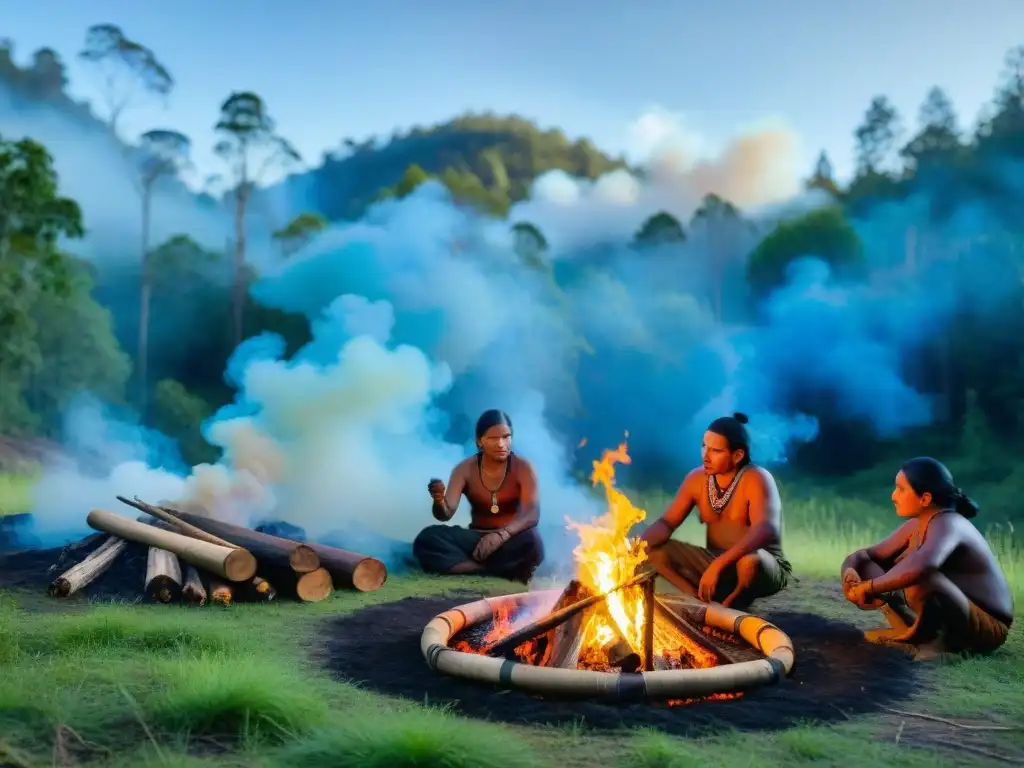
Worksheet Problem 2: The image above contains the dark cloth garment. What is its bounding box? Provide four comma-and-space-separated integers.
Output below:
653, 540, 789, 610
413, 524, 544, 583
886, 589, 1012, 654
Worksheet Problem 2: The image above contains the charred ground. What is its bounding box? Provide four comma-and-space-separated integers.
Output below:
320, 583, 923, 737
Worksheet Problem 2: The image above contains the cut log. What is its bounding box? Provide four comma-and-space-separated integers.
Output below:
255, 564, 333, 603
86, 508, 256, 582
302, 542, 387, 592
209, 577, 233, 606
159, 506, 320, 573
120, 496, 237, 548
145, 548, 182, 603
48, 536, 128, 597
182, 566, 207, 606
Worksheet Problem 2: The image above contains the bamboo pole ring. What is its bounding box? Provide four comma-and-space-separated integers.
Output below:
421, 589, 795, 701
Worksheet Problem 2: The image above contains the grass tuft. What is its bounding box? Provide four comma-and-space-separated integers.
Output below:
149, 655, 331, 741
277, 707, 541, 768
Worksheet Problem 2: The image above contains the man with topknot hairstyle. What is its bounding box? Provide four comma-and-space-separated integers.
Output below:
639, 412, 793, 609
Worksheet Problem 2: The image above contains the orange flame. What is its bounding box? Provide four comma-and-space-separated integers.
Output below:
567, 441, 649, 656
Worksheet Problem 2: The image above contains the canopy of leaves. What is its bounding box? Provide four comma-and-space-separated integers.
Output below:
746, 206, 866, 299
634, 211, 686, 246
314, 113, 628, 220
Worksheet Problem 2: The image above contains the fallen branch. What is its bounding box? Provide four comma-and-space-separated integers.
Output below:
486, 567, 657, 658
145, 547, 182, 603
182, 566, 207, 606
118, 496, 237, 549
86, 508, 256, 582
48, 536, 128, 597
878, 705, 1021, 731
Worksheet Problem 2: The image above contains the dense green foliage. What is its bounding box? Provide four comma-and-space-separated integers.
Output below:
316, 114, 629, 219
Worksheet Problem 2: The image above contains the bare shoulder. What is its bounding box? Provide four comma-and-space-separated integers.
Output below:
680, 467, 705, 496
452, 456, 475, 478
741, 465, 778, 493
513, 454, 537, 478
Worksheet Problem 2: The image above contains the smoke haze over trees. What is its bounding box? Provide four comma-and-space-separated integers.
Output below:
3, 30, 1024, 571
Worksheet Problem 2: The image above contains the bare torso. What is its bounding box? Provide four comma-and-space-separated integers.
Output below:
887, 512, 1014, 623
677, 465, 784, 553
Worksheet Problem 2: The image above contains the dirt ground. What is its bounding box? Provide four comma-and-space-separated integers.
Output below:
321, 583, 927, 736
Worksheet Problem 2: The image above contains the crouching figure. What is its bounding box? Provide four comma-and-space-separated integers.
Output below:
841, 457, 1014, 660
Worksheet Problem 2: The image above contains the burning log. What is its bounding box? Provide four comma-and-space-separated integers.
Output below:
86, 508, 257, 582
642, 576, 655, 672
302, 542, 387, 592
47, 535, 128, 597
209, 577, 233, 606
145, 548, 182, 603
158, 505, 321, 574
182, 566, 207, 606
536, 580, 590, 668
486, 567, 657, 659
654, 596, 761, 666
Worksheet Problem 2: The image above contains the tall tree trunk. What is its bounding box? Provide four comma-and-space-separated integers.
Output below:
138, 185, 153, 423
231, 185, 247, 348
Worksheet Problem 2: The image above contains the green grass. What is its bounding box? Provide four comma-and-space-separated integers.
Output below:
1, 481, 1023, 766
0, 471, 36, 517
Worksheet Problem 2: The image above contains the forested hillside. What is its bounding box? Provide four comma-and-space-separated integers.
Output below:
2, 27, 1024, 507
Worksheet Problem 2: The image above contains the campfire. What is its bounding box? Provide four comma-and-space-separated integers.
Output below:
38, 496, 387, 606
422, 442, 795, 702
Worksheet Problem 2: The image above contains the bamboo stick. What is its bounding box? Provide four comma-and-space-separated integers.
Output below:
86, 508, 256, 582
119, 496, 237, 548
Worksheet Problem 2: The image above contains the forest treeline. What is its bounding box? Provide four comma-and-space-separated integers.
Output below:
1, 27, 1023, 483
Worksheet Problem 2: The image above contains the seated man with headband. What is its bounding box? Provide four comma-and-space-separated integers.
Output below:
638, 413, 792, 609
413, 409, 545, 583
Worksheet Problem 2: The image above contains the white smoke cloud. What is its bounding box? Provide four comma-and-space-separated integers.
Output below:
512, 107, 806, 254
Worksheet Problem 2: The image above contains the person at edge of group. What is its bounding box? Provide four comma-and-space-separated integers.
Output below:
413, 409, 545, 584
841, 456, 1014, 661
637, 412, 793, 610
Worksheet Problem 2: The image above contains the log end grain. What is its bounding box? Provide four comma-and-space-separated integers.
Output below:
288, 544, 321, 573
351, 558, 388, 592
295, 568, 333, 603
223, 548, 258, 582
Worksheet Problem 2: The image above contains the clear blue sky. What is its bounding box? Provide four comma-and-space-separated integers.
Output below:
5, 0, 1023, 187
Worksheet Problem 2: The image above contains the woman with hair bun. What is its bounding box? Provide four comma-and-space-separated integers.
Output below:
841, 456, 1014, 659
413, 409, 544, 583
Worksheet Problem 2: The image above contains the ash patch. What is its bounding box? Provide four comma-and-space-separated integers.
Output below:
321, 590, 923, 735
0, 535, 149, 603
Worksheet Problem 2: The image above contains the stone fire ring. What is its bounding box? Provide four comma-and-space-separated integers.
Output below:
421, 589, 796, 702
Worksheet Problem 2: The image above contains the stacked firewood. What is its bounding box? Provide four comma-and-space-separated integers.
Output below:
46, 496, 387, 606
